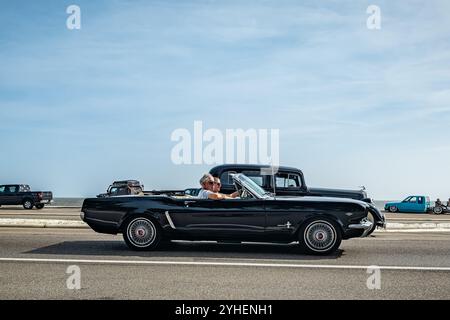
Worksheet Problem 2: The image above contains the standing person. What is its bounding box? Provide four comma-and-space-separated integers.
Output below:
447, 198, 450, 207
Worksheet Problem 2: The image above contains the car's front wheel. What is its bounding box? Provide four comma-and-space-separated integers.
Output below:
23, 199, 34, 210
299, 218, 342, 255
366, 211, 377, 236
35, 204, 45, 209
123, 216, 161, 251
388, 206, 398, 213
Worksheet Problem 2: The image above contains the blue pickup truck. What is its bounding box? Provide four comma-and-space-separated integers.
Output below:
384, 196, 431, 213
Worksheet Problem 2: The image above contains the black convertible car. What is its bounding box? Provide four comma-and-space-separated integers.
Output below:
81, 174, 384, 255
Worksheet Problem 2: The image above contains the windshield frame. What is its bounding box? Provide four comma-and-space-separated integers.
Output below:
232, 173, 271, 199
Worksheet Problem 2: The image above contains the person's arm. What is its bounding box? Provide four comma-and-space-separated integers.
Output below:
230, 191, 240, 198
208, 192, 234, 200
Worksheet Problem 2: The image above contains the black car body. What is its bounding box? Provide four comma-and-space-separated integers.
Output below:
82, 174, 384, 255
0, 184, 53, 209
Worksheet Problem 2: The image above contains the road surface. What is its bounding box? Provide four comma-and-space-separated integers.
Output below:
0, 227, 449, 299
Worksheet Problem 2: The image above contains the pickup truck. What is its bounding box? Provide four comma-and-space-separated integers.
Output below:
209, 164, 370, 201
384, 196, 431, 213
0, 184, 53, 209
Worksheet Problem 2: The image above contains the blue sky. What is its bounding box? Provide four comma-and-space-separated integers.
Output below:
1, 0, 450, 199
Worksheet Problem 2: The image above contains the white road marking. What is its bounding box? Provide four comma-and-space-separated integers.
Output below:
0, 257, 449, 271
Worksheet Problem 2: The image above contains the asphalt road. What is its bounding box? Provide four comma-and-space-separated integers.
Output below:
0, 227, 449, 299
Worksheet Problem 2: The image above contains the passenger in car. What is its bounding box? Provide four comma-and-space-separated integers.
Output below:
212, 177, 221, 193
213, 177, 239, 198
197, 174, 238, 200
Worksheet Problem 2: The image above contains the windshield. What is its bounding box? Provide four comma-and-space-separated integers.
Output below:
232, 173, 270, 199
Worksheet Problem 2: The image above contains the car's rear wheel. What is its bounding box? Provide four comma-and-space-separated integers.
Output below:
388, 206, 398, 213
123, 216, 161, 251
23, 199, 34, 210
299, 218, 342, 255
35, 204, 44, 209
433, 206, 444, 215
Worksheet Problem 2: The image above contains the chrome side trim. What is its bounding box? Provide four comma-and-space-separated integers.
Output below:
165, 211, 176, 229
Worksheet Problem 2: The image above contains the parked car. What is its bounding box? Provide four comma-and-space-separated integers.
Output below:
0, 184, 53, 209
81, 173, 384, 255
384, 196, 431, 213
97, 180, 144, 198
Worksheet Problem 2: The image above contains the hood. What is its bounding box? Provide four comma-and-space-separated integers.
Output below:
308, 187, 367, 200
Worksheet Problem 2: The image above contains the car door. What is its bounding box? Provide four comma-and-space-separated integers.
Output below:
402, 196, 419, 212
263, 198, 312, 241
3, 185, 19, 205
166, 198, 266, 240
397, 197, 410, 212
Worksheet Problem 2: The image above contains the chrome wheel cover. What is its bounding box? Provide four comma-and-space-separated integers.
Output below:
304, 220, 336, 252
127, 218, 156, 248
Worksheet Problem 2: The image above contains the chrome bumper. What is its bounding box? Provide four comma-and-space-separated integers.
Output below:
348, 218, 373, 237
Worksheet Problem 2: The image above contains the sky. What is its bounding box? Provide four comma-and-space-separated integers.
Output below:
1, 0, 450, 199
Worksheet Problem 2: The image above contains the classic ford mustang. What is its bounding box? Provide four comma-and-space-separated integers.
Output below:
81, 174, 384, 255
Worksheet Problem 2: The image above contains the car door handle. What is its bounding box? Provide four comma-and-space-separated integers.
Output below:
184, 200, 196, 207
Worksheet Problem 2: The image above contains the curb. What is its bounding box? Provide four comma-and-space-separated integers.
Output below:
1, 218, 450, 231
0, 219, 88, 228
